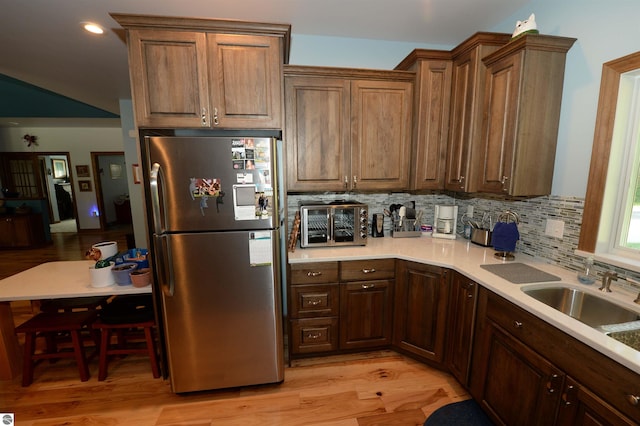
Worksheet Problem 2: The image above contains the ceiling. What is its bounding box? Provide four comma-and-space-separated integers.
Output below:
0, 0, 531, 128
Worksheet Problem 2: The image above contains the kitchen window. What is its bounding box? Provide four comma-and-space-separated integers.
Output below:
579, 51, 640, 272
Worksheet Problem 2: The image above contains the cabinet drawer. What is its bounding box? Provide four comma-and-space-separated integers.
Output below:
340, 259, 395, 281
290, 262, 339, 284
483, 289, 640, 423
290, 317, 338, 354
290, 283, 339, 318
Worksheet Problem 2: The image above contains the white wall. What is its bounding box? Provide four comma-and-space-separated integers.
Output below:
0, 126, 123, 229
489, 0, 640, 196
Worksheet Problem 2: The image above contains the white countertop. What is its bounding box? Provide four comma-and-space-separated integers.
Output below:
289, 235, 640, 375
0, 260, 152, 301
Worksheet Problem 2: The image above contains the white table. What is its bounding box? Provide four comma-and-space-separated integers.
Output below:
0, 260, 152, 380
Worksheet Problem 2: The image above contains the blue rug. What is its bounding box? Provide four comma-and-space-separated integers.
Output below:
424, 399, 494, 425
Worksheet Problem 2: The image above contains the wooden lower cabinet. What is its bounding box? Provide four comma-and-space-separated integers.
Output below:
339, 279, 393, 350
0, 214, 45, 248
470, 287, 640, 425
288, 262, 340, 357
557, 377, 637, 426
445, 271, 478, 386
393, 261, 449, 364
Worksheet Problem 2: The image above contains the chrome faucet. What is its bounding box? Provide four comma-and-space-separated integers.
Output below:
599, 271, 618, 293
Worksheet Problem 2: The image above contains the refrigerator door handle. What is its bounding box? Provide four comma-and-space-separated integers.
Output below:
150, 162, 165, 234
154, 234, 175, 297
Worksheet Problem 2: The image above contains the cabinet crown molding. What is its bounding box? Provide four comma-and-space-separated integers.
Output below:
110, 13, 291, 63
482, 34, 577, 66
284, 65, 415, 82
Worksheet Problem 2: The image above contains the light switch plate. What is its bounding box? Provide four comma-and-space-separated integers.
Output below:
545, 219, 565, 238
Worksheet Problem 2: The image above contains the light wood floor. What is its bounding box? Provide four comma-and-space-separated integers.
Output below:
0, 228, 470, 425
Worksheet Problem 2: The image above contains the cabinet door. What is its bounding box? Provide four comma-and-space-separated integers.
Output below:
208, 34, 282, 129
284, 75, 351, 192
0, 217, 14, 247
128, 29, 210, 128
445, 271, 477, 386
340, 279, 393, 350
393, 262, 449, 364
475, 320, 564, 426
557, 377, 637, 426
351, 79, 412, 191
445, 49, 476, 192
411, 59, 452, 190
477, 52, 522, 194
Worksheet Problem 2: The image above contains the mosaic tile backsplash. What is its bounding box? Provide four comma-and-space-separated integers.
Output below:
287, 192, 640, 294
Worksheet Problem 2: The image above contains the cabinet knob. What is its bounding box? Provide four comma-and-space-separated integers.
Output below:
213, 107, 219, 126
513, 320, 523, 329
306, 271, 322, 277
627, 394, 640, 406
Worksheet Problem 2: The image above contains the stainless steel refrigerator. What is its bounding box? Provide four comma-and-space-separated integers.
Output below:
144, 135, 284, 393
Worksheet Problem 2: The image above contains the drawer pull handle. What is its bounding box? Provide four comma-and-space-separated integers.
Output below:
627, 394, 640, 406
362, 268, 376, 274
546, 374, 560, 393
306, 332, 321, 340
307, 271, 322, 277
306, 299, 321, 306
513, 320, 523, 329
361, 283, 375, 289
562, 385, 576, 405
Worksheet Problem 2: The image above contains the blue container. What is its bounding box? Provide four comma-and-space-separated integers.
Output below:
115, 248, 149, 269
112, 262, 138, 286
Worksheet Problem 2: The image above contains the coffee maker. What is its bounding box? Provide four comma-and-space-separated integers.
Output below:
432, 205, 458, 239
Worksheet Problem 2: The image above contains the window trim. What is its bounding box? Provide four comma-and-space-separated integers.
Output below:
579, 51, 640, 252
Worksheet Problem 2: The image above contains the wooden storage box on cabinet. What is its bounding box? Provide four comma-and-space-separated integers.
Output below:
288, 262, 339, 356
339, 259, 395, 350
477, 34, 576, 196
284, 66, 414, 192
444, 32, 512, 193
112, 14, 290, 129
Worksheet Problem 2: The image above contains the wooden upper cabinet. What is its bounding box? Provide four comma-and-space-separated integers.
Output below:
284, 66, 414, 192
208, 34, 283, 129
112, 14, 290, 129
285, 74, 351, 192
351, 79, 413, 191
478, 35, 576, 196
127, 30, 210, 128
396, 50, 453, 190
444, 33, 512, 192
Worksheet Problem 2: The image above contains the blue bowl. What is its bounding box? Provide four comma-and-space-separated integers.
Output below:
112, 262, 138, 285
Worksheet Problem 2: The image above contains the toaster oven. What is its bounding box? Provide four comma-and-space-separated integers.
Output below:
299, 201, 368, 248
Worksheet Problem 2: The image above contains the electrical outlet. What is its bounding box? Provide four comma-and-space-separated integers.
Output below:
545, 219, 565, 238
466, 205, 474, 218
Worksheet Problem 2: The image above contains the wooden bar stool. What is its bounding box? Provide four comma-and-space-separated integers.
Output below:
93, 294, 160, 381
15, 310, 98, 386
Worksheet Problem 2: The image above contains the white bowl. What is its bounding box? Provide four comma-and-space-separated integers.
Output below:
92, 241, 118, 259
89, 262, 115, 287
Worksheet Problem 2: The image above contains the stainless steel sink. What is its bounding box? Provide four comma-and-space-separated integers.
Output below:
522, 285, 640, 328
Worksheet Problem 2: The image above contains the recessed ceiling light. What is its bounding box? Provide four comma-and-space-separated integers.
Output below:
83, 22, 104, 35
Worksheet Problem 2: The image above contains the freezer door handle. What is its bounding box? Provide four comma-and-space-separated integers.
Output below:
150, 162, 164, 234
155, 234, 175, 297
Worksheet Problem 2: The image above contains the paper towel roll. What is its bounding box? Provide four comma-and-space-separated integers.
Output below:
92, 241, 118, 260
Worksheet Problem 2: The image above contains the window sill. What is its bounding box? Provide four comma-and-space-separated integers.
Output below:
575, 249, 640, 274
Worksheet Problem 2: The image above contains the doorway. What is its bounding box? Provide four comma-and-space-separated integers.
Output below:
38, 153, 78, 234
91, 152, 132, 231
